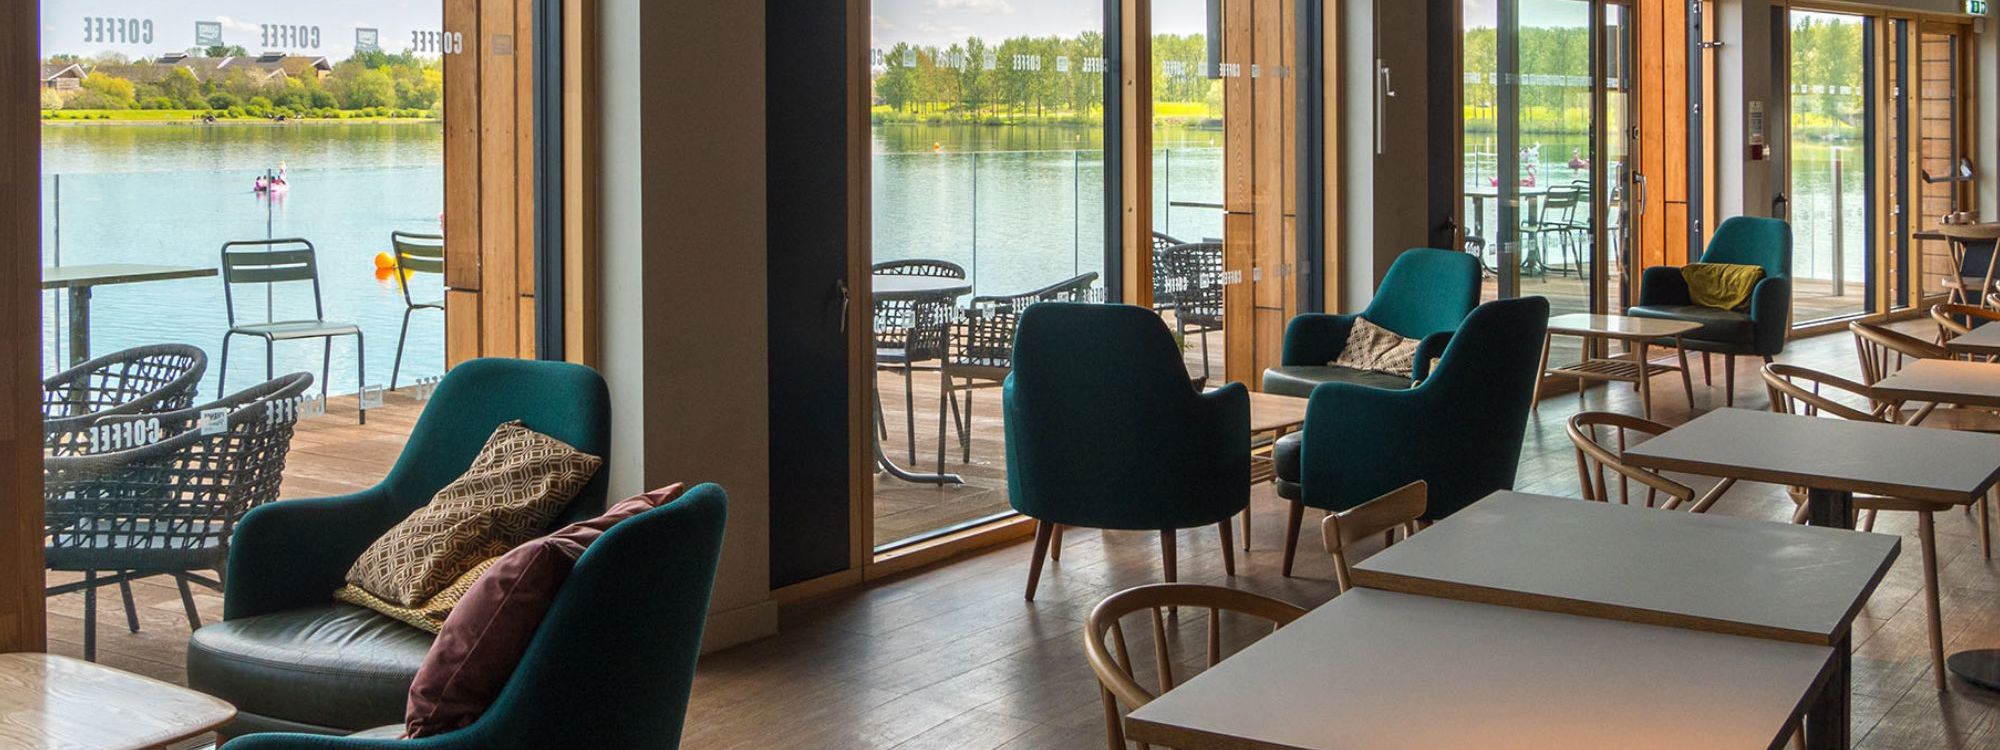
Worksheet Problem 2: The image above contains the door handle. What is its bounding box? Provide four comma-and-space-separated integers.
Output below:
1632, 174, 1649, 218
837, 279, 851, 334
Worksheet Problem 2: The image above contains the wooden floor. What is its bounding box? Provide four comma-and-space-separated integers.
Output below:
48, 321, 2000, 749
760, 316, 2000, 750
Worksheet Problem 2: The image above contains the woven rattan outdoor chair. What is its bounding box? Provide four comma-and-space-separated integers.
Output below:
873, 260, 967, 462
1159, 242, 1224, 380
42, 344, 206, 456
44, 371, 314, 661
936, 273, 1099, 473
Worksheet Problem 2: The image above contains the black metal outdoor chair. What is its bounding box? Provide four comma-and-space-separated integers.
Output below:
43, 372, 314, 661
936, 273, 1100, 473
42, 344, 207, 456
219, 238, 367, 423
389, 231, 445, 391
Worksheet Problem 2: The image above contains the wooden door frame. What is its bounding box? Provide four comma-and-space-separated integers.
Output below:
781, 0, 1341, 604
2, 1, 44, 653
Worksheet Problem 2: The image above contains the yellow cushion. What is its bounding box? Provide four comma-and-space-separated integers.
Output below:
1682, 263, 1764, 311
335, 557, 500, 633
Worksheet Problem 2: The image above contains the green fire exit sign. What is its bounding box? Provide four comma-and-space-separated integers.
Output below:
1972, 1, 1989, 15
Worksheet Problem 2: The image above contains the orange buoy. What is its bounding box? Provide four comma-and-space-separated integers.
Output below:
374, 252, 397, 270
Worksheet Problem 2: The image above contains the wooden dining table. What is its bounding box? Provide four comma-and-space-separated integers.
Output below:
1622, 408, 2000, 743
1123, 588, 1836, 750
1941, 318, 2000, 359
1858, 357, 2000, 692
1352, 491, 1898, 645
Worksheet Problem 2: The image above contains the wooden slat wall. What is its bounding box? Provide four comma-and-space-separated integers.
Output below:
442, 0, 595, 366
1220, 0, 1299, 387
1123, 0, 1154, 307
1, 1, 43, 653
1634, 0, 1695, 274
564, 0, 601, 366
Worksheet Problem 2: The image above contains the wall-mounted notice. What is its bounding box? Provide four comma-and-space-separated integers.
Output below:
194, 20, 223, 47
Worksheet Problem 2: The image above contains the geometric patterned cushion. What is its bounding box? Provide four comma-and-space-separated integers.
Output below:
343, 421, 603, 607
1331, 316, 1421, 377
334, 557, 500, 634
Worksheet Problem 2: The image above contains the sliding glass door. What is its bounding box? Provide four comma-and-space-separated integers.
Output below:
1784, 9, 1876, 323
1463, 0, 1634, 363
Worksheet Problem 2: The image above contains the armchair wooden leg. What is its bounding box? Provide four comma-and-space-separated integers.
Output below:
1217, 520, 1236, 576
1241, 507, 1252, 551
1025, 521, 1055, 601
1282, 501, 1305, 578
1050, 524, 1064, 562
1724, 355, 1736, 408
1702, 352, 1712, 385
1160, 530, 1178, 583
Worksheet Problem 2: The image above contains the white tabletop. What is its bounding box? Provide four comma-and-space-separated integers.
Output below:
1123, 589, 1832, 750
41, 264, 217, 290
1623, 408, 2000, 505
1944, 321, 2000, 356
1353, 491, 1899, 644
1872, 358, 2000, 410
1546, 313, 1702, 339
872, 274, 972, 302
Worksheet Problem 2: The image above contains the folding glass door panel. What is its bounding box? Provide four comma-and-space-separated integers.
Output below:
1464, 0, 1631, 366
867, 0, 1111, 551
1785, 9, 1876, 323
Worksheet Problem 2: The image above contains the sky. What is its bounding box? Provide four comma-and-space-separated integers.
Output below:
872, 0, 1591, 50
41, 0, 442, 60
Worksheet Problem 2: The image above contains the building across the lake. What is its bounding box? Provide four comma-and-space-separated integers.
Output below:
38, 63, 82, 90
83, 53, 333, 87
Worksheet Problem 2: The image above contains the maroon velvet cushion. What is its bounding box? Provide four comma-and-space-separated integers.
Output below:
403, 484, 688, 738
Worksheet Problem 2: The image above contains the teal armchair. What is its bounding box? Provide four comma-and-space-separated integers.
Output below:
1005, 303, 1249, 600
220, 484, 727, 750
188, 358, 612, 736
1628, 216, 1793, 405
1271, 297, 1549, 575
1263, 248, 1481, 397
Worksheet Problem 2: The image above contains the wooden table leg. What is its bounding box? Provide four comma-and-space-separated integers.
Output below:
1532, 332, 1553, 412
1636, 340, 1654, 420
1675, 337, 1694, 408
1804, 487, 1855, 750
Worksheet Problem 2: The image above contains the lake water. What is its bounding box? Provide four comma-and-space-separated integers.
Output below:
40, 122, 445, 400
38, 120, 1863, 402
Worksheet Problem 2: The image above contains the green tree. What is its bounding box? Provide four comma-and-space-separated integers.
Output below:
202, 45, 249, 58
330, 62, 396, 109
877, 43, 916, 112
76, 72, 136, 109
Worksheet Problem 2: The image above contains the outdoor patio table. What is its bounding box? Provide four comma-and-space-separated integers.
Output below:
1622, 408, 2000, 747
1123, 588, 1834, 750
42, 264, 218, 367
873, 273, 973, 485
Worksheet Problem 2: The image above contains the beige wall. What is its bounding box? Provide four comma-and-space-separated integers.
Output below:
600, 0, 778, 651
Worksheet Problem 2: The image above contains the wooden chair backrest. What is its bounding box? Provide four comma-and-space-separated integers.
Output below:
1932, 304, 2000, 357
1567, 411, 1718, 513
1084, 584, 1307, 750
1322, 481, 1429, 592
1851, 320, 1946, 386
1761, 363, 1889, 424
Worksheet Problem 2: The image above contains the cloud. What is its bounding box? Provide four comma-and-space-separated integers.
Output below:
933, 0, 1013, 14
214, 16, 259, 33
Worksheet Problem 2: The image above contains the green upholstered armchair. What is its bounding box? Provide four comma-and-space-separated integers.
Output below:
1271, 297, 1549, 575
219, 484, 727, 750
187, 358, 612, 736
1628, 216, 1793, 405
1263, 248, 1481, 397
1004, 303, 1249, 600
